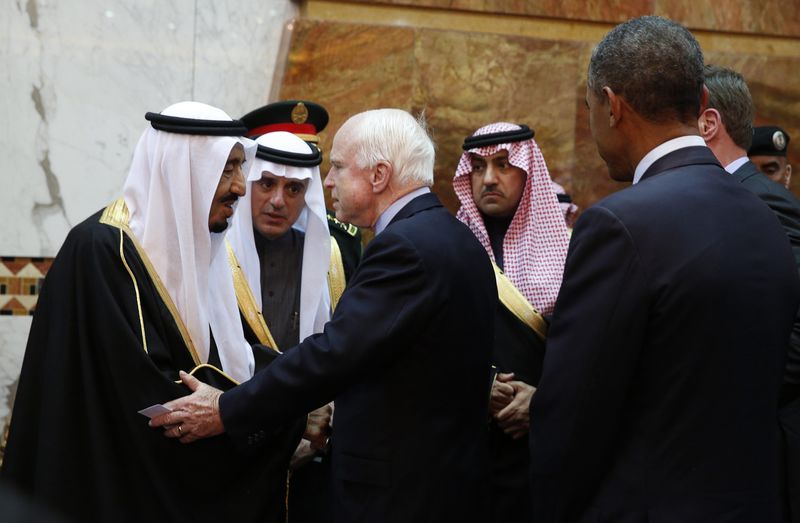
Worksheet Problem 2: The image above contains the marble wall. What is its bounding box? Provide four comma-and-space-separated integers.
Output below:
291, 1, 800, 212
1, 0, 297, 258
341, 0, 800, 37
0, 0, 297, 455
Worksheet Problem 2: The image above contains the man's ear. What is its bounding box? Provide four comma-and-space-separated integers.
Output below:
604, 86, 622, 127
784, 164, 792, 189
371, 161, 393, 193
697, 108, 721, 142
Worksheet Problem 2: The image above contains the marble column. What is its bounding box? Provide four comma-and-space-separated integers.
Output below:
0, 0, 297, 443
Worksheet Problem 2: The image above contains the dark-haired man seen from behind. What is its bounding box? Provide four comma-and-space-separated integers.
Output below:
701, 64, 800, 523
529, 17, 800, 522
750, 125, 793, 189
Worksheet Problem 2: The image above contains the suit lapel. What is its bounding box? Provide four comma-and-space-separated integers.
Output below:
641, 146, 722, 182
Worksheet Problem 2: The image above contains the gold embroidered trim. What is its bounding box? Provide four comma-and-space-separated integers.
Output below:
100, 198, 201, 365
328, 237, 346, 311
493, 262, 547, 340
118, 228, 148, 354
294, 133, 319, 143
225, 241, 280, 352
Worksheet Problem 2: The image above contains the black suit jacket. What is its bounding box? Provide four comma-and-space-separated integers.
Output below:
221, 193, 497, 522
731, 160, 800, 391
530, 147, 800, 522
732, 160, 800, 522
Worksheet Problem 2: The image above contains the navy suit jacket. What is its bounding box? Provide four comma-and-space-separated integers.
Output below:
221, 192, 497, 522
530, 146, 800, 522
732, 160, 800, 522
731, 160, 800, 390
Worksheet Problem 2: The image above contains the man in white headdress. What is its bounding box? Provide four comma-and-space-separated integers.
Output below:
454, 122, 570, 521
225, 131, 339, 520
227, 131, 340, 353
2, 102, 295, 523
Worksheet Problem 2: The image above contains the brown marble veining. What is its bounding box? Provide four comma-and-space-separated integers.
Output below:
278, 16, 800, 218
658, 0, 800, 38
414, 30, 585, 213
281, 20, 592, 213
334, 0, 650, 24
324, 0, 800, 37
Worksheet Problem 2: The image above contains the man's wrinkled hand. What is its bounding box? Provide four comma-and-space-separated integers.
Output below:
148, 371, 225, 443
304, 403, 332, 451
495, 379, 536, 439
489, 372, 515, 417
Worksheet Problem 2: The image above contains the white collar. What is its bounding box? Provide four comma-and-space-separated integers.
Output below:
633, 135, 707, 184
374, 187, 430, 235
724, 155, 749, 174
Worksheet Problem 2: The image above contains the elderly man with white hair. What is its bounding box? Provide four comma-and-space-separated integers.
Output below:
152, 108, 498, 522
3, 102, 296, 522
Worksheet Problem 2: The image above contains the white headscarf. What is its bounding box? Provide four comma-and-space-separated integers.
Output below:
227, 131, 331, 344
123, 101, 257, 382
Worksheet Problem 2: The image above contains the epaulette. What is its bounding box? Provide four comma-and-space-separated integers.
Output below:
327, 213, 359, 237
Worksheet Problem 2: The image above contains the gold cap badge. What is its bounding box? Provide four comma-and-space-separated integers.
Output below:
291, 102, 309, 125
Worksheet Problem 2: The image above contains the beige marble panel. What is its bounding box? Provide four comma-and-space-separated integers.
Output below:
279, 20, 417, 168
414, 30, 584, 212
334, 0, 650, 23
658, 0, 800, 37
278, 18, 800, 217
280, 20, 589, 212
325, 0, 800, 37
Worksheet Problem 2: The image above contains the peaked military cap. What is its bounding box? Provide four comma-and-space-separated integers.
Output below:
240, 100, 329, 143
749, 125, 791, 157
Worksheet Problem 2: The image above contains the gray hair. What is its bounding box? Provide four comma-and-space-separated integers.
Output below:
588, 16, 704, 124
703, 64, 754, 150
346, 108, 435, 187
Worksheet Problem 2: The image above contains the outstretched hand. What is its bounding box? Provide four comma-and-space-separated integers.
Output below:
149, 371, 225, 443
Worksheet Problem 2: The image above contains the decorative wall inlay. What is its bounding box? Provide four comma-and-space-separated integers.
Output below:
0, 258, 53, 316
